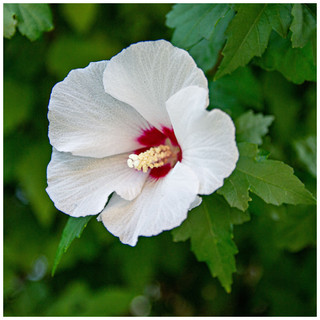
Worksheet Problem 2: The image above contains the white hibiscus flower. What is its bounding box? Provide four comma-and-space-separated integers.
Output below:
46, 40, 238, 246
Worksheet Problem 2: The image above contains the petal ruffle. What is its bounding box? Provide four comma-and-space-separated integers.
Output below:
189, 195, 202, 210
46, 149, 148, 217
166, 86, 239, 195
98, 162, 200, 246
48, 61, 151, 158
103, 40, 208, 131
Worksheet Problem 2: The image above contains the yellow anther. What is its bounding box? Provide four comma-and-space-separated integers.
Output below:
127, 145, 172, 172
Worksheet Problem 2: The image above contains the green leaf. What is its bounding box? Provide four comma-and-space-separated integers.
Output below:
209, 66, 263, 117
4, 5, 17, 39
4, 4, 53, 41
265, 4, 293, 38
235, 110, 274, 145
172, 194, 249, 292
218, 142, 316, 211
256, 31, 316, 84
293, 135, 316, 178
52, 215, 93, 276
217, 167, 252, 212
189, 8, 234, 72
166, 4, 230, 49
230, 208, 251, 226
215, 4, 272, 79
290, 4, 316, 48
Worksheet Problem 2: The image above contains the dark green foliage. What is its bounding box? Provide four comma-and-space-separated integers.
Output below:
166, 2, 316, 299
189, 9, 234, 72
168, 3, 316, 84
215, 4, 272, 79
218, 143, 315, 211
255, 31, 316, 84
4, 3, 316, 316
209, 67, 263, 117
172, 194, 249, 292
166, 4, 234, 72
166, 4, 230, 48
290, 4, 316, 48
265, 4, 292, 38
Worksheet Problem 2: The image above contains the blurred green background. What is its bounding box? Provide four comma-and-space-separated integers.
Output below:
4, 4, 316, 316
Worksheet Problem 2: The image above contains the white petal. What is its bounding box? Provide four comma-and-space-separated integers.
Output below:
103, 40, 207, 131
166, 86, 239, 195
98, 162, 200, 246
46, 149, 148, 217
48, 60, 151, 158
189, 196, 202, 211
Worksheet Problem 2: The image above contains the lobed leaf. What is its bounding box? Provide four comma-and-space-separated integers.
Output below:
255, 31, 316, 84
218, 142, 316, 211
52, 215, 93, 276
217, 169, 252, 212
4, 4, 53, 41
4, 5, 17, 39
290, 4, 316, 48
189, 8, 234, 72
166, 4, 230, 49
172, 194, 249, 292
215, 4, 272, 79
265, 4, 293, 38
235, 110, 274, 145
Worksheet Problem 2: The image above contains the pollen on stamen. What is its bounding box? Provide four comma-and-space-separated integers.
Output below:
127, 145, 172, 173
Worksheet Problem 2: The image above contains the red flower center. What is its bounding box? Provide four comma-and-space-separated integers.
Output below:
134, 127, 182, 179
